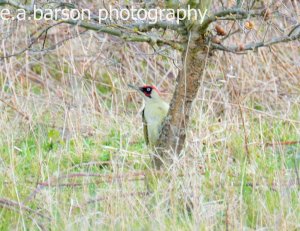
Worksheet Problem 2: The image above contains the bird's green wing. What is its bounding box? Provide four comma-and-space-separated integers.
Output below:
142, 109, 149, 145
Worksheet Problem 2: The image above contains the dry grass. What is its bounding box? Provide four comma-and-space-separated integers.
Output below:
0, 1, 300, 230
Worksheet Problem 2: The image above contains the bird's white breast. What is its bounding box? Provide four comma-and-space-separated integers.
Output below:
144, 100, 169, 146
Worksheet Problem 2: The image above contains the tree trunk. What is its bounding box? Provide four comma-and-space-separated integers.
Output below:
154, 32, 210, 169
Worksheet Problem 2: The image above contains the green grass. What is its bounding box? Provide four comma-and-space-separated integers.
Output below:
0, 107, 299, 230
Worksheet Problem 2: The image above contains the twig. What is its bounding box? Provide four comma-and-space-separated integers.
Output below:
0, 22, 63, 59
211, 27, 300, 53
31, 30, 87, 53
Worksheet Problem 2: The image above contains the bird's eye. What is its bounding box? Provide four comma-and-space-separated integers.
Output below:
147, 88, 151, 92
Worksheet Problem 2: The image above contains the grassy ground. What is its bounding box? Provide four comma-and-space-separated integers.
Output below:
0, 6, 300, 230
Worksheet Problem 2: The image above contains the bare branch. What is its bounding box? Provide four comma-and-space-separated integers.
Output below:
127, 21, 186, 34
211, 29, 300, 53
62, 20, 184, 51
201, 8, 264, 30
0, 0, 185, 51
0, 22, 64, 59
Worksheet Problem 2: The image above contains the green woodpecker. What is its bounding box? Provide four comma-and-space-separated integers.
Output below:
128, 84, 169, 147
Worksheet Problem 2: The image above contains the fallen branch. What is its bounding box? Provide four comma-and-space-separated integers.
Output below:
265, 141, 300, 147
0, 197, 50, 220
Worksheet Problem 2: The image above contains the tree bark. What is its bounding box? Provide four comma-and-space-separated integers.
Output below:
151, 1, 212, 169
154, 32, 210, 169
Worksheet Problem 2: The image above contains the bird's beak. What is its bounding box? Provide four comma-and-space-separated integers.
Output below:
128, 84, 146, 98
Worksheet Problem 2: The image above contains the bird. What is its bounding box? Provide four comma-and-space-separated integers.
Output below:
128, 84, 169, 147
